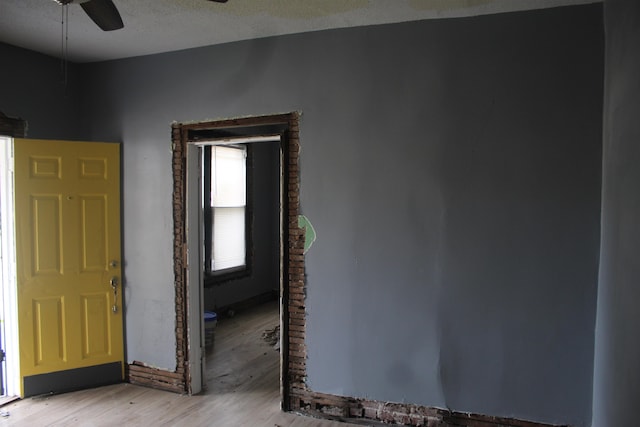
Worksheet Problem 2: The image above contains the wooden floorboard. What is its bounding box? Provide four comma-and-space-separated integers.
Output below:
0, 301, 361, 427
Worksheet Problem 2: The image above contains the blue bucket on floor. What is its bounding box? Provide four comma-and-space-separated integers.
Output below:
204, 311, 217, 348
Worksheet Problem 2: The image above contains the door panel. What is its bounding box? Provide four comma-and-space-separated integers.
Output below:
80, 195, 109, 271
31, 195, 63, 275
33, 296, 66, 365
81, 293, 110, 357
14, 139, 122, 397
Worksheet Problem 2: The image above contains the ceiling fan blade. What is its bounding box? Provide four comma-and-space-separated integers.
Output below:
80, 0, 124, 31
207, 0, 229, 3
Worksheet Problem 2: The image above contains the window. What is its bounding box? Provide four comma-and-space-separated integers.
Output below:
203, 145, 250, 279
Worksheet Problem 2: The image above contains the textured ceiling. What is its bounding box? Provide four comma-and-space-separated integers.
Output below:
0, 0, 599, 63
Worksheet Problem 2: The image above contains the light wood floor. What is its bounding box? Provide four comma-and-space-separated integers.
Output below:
0, 301, 360, 427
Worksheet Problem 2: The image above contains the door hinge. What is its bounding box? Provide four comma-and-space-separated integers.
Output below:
0, 349, 5, 362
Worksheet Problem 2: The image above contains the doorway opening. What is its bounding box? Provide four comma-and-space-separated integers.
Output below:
197, 135, 281, 398
170, 113, 304, 409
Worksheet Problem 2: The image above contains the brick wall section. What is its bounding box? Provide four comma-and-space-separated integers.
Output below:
171, 123, 189, 391
284, 116, 304, 409
128, 123, 189, 393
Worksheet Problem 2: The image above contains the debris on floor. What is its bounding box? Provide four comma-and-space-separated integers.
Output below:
1, 410, 9, 418
262, 324, 280, 351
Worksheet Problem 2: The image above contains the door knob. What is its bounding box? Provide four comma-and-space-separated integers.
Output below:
110, 277, 119, 314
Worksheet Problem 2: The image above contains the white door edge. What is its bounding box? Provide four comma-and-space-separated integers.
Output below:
0, 137, 20, 397
186, 142, 203, 394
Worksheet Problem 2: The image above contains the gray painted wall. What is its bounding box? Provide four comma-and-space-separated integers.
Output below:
592, 1, 640, 425
0, 43, 83, 140
1, 4, 603, 426
301, 7, 602, 427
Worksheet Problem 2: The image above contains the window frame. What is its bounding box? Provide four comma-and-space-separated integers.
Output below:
203, 143, 254, 286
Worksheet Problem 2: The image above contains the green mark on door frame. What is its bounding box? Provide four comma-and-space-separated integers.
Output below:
298, 215, 316, 254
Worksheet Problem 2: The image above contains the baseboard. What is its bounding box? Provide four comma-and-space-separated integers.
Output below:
127, 361, 186, 394
22, 362, 122, 398
289, 390, 569, 427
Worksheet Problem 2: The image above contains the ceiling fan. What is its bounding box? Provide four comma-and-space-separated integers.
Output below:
52, 0, 229, 32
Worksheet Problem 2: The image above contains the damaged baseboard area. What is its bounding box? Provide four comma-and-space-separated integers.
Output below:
288, 390, 569, 427
127, 361, 186, 394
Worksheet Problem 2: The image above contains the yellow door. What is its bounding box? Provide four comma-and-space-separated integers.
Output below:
14, 139, 123, 397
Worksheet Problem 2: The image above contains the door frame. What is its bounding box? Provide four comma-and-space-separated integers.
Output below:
0, 136, 19, 397
172, 112, 303, 406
